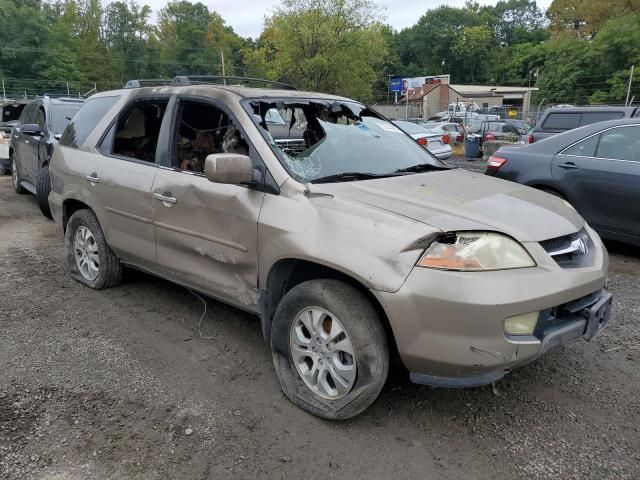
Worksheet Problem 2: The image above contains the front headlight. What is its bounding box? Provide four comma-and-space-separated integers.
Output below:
417, 231, 536, 271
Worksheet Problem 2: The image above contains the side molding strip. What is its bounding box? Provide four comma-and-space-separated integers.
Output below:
154, 221, 248, 252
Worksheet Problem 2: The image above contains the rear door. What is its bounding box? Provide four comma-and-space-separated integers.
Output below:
151, 96, 264, 311
58, 94, 164, 269
13, 103, 36, 181
552, 125, 640, 240
93, 96, 174, 268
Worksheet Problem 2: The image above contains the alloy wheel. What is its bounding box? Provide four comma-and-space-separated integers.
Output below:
289, 306, 357, 399
73, 226, 99, 281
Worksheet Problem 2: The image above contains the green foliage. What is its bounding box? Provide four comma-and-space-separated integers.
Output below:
0, 0, 637, 106
547, 0, 640, 38
0, 0, 248, 96
247, 0, 388, 101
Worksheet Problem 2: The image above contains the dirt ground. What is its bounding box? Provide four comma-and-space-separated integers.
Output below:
1, 174, 639, 480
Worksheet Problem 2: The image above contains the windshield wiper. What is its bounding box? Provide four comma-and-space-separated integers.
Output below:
311, 171, 400, 184
393, 163, 449, 174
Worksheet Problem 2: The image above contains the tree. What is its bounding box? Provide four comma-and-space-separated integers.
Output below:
156, 1, 246, 77
587, 15, 640, 103
247, 0, 388, 101
547, 0, 640, 38
104, 1, 156, 81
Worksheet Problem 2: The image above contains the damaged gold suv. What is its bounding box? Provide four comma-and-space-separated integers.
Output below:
49, 76, 612, 419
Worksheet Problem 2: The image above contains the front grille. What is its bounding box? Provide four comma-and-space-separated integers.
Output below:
539, 236, 568, 253
539, 228, 594, 268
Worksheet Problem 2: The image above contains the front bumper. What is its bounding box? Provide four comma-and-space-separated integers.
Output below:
374, 230, 610, 387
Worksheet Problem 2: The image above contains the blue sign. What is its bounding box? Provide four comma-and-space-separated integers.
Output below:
390, 77, 402, 93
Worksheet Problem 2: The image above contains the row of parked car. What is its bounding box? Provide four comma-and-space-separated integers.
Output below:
0, 79, 631, 419
1, 96, 85, 217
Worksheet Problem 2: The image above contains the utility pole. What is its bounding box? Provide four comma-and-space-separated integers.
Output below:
387, 73, 392, 104
220, 50, 226, 85
625, 65, 635, 106
2, 78, 5, 101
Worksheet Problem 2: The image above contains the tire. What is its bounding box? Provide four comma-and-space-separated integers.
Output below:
36, 164, 52, 219
271, 279, 389, 420
65, 209, 122, 289
11, 154, 27, 194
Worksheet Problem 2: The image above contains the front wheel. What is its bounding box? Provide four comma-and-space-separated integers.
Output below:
271, 279, 389, 420
65, 209, 122, 289
36, 164, 52, 219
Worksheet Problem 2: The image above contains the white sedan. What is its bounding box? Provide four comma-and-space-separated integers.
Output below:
393, 120, 453, 160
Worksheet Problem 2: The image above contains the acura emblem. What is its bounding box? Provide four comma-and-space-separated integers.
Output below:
571, 237, 588, 255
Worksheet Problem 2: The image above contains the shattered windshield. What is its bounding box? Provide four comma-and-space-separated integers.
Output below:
246, 99, 444, 183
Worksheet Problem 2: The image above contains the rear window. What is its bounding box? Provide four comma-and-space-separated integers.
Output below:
579, 111, 624, 126
50, 103, 83, 134
542, 113, 581, 131
60, 96, 120, 148
394, 121, 425, 135
1, 103, 26, 123
562, 134, 599, 157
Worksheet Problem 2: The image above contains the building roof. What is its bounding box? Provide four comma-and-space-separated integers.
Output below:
402, 83, 439, 101
450, 84, 538, 96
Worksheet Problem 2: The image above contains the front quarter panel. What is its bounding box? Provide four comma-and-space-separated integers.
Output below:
258, 180, 441, 293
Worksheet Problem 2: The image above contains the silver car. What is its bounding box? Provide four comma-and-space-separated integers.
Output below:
393, 120, 453, 159
48, 77, 612, 420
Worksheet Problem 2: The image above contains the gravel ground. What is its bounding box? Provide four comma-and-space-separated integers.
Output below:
1, 174, 639, 480
443, 155, 488, 172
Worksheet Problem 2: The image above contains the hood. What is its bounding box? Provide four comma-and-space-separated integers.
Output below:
312, 168, 584, 242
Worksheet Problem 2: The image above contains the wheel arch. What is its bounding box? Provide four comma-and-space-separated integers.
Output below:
62, 199, 94, 232
260, 258, 401, 367
526, 182, 568, 200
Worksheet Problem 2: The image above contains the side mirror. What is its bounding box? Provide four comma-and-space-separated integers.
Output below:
204, 153, 254, 184
21, 123, 43, 136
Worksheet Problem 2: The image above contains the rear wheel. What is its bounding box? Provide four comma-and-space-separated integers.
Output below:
65, 209, 122, 289
36, 164, 52, 219
271, 279, 389, 420
11, 155, 26, 194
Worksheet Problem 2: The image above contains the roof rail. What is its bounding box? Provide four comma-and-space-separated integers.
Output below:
124, 79, 173, 89
172, 75, 297, 90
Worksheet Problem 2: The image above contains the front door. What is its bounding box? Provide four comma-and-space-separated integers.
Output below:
25, 104, 46, 182
151, 98, 264, 311
552, 125, 640, 240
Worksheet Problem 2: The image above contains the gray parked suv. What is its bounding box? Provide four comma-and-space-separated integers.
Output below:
529, 106, 640, 144
49, 77, 612, 419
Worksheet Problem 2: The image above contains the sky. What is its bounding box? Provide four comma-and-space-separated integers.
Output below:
142, 0, 554, 39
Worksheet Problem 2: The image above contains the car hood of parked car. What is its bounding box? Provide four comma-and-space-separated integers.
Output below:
311, 168, 584, 243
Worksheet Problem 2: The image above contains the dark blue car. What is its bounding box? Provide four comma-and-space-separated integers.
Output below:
486, 118, 640, 246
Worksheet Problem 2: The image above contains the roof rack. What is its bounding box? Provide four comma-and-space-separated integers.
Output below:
171, 75, 297, 90
124, 79, 173, 89
44, 95, 85, 102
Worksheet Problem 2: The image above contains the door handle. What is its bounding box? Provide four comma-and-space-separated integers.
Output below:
84, 173, 100, 183
154, 192, 177, 205
558, 162, 579, 170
